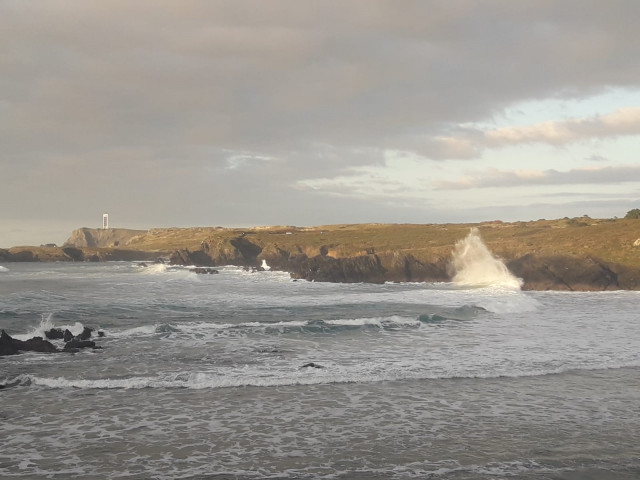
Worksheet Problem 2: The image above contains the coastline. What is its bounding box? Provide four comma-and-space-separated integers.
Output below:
3, 218, 640, 291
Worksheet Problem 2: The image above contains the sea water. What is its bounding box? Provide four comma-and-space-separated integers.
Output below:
0, 257, 639, 479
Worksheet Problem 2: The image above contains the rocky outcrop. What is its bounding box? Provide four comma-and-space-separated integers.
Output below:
1, 327, 102, 356
289, 254, 387, 283
0, 330, 58, 356
170, 249, 215, 266
171, 235, 264, 267
0, 246, 156, 263
507, 254, 640, 291
376, 251, 449, 283
64, 228, 147, 248
7, 221, 640, 291
190, 267, 219, 274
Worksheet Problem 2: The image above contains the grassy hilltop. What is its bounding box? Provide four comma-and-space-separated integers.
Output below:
3, 216, 640, 290
105, 217, 640, 267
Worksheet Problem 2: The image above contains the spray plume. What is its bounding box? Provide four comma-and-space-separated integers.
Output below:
451, 228, 522, 289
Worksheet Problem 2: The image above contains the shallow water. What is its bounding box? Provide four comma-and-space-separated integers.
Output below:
1, 262, 639, 479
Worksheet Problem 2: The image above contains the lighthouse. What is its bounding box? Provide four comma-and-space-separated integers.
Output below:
103, 213, 109, 230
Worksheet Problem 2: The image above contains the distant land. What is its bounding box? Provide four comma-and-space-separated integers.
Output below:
2, 217, 640, 291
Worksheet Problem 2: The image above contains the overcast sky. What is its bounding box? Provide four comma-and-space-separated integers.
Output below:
2, 0, 640, 247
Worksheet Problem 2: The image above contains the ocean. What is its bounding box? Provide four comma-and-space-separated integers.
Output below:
1, 254, 639, 479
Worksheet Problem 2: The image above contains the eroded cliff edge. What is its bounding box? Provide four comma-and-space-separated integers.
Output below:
4, 218, 640, 291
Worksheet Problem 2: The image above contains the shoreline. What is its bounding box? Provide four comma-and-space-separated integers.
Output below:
3, 218, 640, 291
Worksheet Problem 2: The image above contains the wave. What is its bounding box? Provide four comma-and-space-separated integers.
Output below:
7, 361, 639, 391
451, 228, 522, 289
0, 265, 9, 272
10, 313, 88, 342
106, 310, 489, 339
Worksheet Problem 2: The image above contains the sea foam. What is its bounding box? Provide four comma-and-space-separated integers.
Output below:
451, 228, 523, 289
11, 313, 87, 342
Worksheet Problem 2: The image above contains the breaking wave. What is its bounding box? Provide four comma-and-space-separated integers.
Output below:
7, 360, 639, 391
451, 228, 522, 289
10, 313, 88, 342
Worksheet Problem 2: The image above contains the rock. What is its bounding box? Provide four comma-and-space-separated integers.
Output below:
377, 251, 449, 283
45, 328, 65, 340
63, 338, 96, 351
300, 362, 324, 369
63, 329, 74, 342
189, 267, 219, 274
63, 227, 147, 248
0, 330, 19, 356
507, 254, 621, 291
1, 330, 58, 355
169, 249, 214, 266
78, 327, 94, 340
62, 247, 84, 261
289, 254, 387, 284
97, 330, 105, 337
20, 336, 59, 353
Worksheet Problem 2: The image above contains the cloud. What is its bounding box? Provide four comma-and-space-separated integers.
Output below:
2, 0, 640, 244
484, 107, 640, 146
434, 165, 640, 190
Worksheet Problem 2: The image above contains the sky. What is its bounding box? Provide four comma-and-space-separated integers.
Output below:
2, 0, 640, 247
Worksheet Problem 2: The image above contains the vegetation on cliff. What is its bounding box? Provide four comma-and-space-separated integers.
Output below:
3, 216, 640, 290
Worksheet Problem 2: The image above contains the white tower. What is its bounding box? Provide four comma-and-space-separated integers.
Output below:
103, 213, 109, 230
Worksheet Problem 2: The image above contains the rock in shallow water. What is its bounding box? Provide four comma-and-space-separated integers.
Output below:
0, 330, 58, 356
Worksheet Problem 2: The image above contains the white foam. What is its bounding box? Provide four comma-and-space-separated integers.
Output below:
451, 228, 523, 289
11, 313, 87, 341
325, 316, 419, 327
24, 359, 640, 391
143, 263, 169, 274
261, 259, 271, 271
0, 265, 9, 272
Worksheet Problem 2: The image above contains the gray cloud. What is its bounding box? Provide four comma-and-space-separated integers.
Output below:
2, 1, 640, 245
434, 165, 640, 190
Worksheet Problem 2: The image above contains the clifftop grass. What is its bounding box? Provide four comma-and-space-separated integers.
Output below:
93, 217, 640, 268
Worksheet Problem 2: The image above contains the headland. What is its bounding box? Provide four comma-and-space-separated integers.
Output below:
2, 217, 640, 291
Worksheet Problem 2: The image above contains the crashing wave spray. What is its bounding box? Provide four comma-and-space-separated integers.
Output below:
451, 228, 523, 289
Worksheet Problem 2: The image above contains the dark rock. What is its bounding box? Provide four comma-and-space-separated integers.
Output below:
20, 336, 58, 353
190, 267, 219, 274
377, 252, 449, 283
229, 237, 263, 263
1, 331, 58, 355
97, 330, 105, 337
169, 249, 214, 266
62, 247, 84, 261
507, 254, 622, 291
289, 254, 387, 284
300, 362, 324, 369
0, 330, 19, 356
138, 262, 148, 267
63, 339, 96, 351
63, 329, 74, 342
8, 250, 37, 262
78, 327, 94, 340
45, 328, 65, 340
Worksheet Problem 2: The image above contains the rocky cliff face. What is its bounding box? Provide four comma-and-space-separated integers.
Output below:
64, 228, 147, 248
507, 254, 640, 291
160, 232, 640, 290
6, 221, 640, 291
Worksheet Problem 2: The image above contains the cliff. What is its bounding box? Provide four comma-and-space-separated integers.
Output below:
4, 217, 640, 291
63, 227, 148, 248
